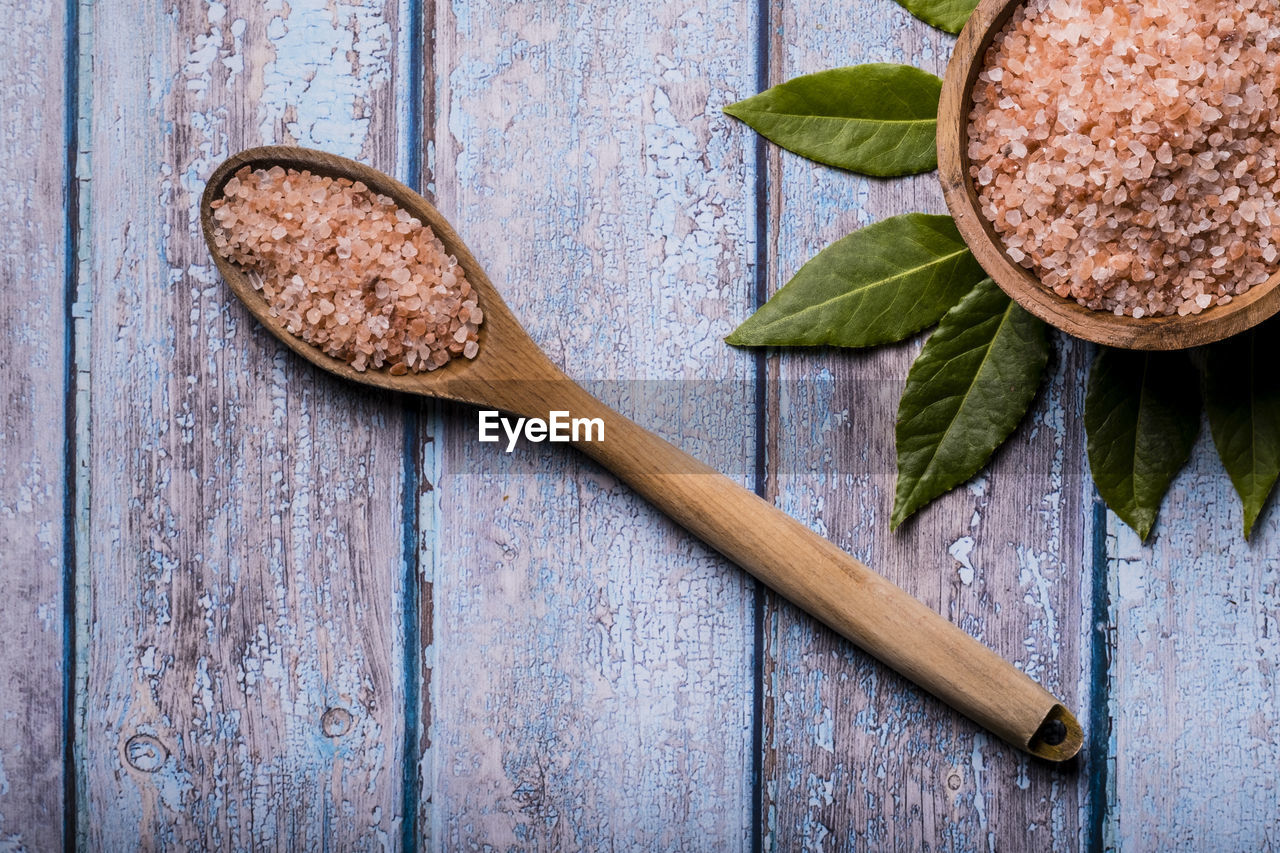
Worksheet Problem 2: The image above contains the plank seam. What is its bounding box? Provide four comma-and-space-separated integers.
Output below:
750, 0, 771, 848
402, 406, 421, 853
1087, 495, 1113, 853
402, 0, 426, 850
62, 0, 83, 849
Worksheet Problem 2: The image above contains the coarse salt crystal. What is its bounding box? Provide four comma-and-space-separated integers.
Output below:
212, 166, 483, 372
968, 0, 1280, 317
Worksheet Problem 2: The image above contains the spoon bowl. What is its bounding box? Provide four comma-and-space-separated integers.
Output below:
201, 146, 565, 416
938, 0, 1280, 350
201, 145, 1084, 761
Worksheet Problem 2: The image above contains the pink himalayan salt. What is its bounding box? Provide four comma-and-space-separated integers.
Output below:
210, 166, 482, 372
968, 0, 1280, 318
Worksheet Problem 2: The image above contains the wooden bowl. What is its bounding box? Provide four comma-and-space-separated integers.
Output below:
937, 0, 1280, 350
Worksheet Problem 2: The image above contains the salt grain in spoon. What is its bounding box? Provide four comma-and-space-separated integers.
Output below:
210, 165, 482, 374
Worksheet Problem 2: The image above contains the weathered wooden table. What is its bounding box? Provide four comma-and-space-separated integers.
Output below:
3, 0, 1277, 849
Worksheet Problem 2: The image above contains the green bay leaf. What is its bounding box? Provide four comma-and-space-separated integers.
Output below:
1202, 325, 1280, 538
726, 214, 986, 348
1085, 348, 1200, 541
892, 0, 980, 34
723, 64, 941, 176
891, 279, 1049, 528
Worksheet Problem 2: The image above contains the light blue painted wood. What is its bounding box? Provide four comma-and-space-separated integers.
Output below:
758, 2, 1097, 848
77, 0, 415, 847
1106, 436, 1280, 851
39, 0, 1280, 848
0, 0, 69, 849
422, 0, 762, 846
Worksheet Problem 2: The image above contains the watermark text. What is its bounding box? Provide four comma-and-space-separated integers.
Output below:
478, 410, 605, 452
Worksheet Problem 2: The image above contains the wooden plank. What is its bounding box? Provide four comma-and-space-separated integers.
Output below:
420, 0, 762, 846
759, 6, 1096, 849
0, 0, 68, 849
1106, 443, 1280, 850
77, 1, 415, 847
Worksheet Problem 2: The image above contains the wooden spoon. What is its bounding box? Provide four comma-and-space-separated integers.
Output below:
201, 145, 1083, 762
939, 0, 1280, 350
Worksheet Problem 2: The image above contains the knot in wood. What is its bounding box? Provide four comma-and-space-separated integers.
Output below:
124, 734, 168, 772
322, 707, 354, 738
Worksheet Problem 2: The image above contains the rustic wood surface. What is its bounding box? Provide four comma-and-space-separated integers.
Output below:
759, 2, 1096, 849
423, 1, 760, 846
1106, 445, 1280, 851
75, 1, 415, 848
0, 1, 69, 850
4, 0, 1280, 849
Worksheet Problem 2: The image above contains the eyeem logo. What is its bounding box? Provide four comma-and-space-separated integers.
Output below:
478, 410, 605, 452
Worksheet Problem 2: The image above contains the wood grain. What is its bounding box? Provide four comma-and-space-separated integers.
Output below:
77, 1, 413, 847
0, 0, 68, 849
1106, 440, 1280, 850
760, 3, 1098, 848
937, 0, 1280, 351
420, 0, 762, 846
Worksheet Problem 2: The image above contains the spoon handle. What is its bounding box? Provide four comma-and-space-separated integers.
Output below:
512, 377, 1082, 761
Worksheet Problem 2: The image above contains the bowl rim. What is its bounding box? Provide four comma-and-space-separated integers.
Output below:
937, 0, 1280, 351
